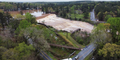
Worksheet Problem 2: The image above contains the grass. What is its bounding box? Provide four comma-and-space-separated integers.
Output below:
76, 14, 84, 19
70, 14, 84, 20
47, 51, 57, 60
58, 32, 81, 48
0, 9, 3, 12
52, 47, 70, 57
89, 12, 90, 18
70, 50, 80, 58
48, 47, 79, 60
68, 12, 91, 20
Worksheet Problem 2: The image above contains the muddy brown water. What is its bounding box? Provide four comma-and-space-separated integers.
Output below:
6, 9, 43, 17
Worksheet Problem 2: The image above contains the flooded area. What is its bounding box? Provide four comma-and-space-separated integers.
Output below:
8, 9, 44, 17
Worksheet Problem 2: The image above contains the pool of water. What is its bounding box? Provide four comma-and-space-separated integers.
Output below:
23, 10, 44, 17
8, 9, 44, 17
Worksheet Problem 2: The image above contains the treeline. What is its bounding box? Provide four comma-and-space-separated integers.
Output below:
94, 2, 120, 21
42, 2, 95, 20
1, 1, 120, 22
0, 12, 12, 30
0, 2, 41, 11
41, 1, 120, 22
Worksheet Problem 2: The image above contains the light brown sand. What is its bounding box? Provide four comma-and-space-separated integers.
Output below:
36, 14, 94, 33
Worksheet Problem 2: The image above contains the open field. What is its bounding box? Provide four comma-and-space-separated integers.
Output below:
70, 14, 84, 20
36, 14, 94, 33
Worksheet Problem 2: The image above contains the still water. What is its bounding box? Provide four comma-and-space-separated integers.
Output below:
9, 9, 44, 17
23, 10, 44, 17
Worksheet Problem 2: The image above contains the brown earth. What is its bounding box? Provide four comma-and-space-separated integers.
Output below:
36, 14, 50, 20
5, 9, 41, 16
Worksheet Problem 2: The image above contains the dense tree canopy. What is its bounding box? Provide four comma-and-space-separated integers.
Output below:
0, 12, 5, 30
98, 43, 120, 60
104, 15, 112, 21
15, 20, 31, 34
2, 49, 19, 60
25, 13, 36, 24
2, 42, 35, 60
95, 2, 120, 21
20, 26, 50, 51
91, 23, 112, 48
14, 42, 35, 58
0, 2, 41, 11
107, 17, 120, 43
0, 46, 7, 60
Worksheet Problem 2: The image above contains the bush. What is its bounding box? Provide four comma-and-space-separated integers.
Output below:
78, 39, 84, 44
71, 31, 91, 45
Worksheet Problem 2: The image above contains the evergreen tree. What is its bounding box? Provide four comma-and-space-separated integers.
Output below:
5, 11, 12, 25
0, 12, 5, 30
